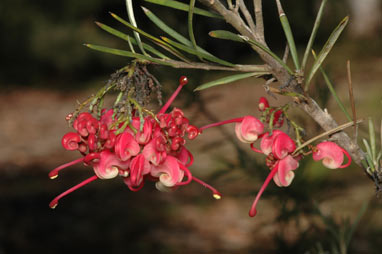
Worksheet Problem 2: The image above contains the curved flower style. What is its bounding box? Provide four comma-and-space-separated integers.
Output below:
249, 154, 299, 217
49, 76, 221, 208
313, 141, 351, 169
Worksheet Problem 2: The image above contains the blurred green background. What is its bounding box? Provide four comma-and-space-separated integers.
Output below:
0, 0, 381, 253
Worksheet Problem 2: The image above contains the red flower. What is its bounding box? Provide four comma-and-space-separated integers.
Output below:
313, 141, 351, 169
49, 76, 221, 208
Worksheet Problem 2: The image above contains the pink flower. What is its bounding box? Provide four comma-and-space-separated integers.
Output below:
151, 156, 184, 188
313, 141, 351, 169
142, 138, 167, 166
249, 154, 300, 217
235, 116, 264, 143
271, 132, 296, 159
272, 155, 299, 187
114, 132, 140, 161
128, 154, 151, 186
93, 150, 130, 179
258, 97, 269, 111
61, 132, 81, 151
132, 117, 153, 145
260, 130, 283, 155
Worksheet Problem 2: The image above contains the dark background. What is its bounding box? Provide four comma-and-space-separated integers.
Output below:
0, 0, 381, 253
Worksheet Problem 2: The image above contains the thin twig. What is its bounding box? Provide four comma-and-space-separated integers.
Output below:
254, 0, 264, 41
239, 0, 256, 32
163, 59, 271, 72
293, 119, 363, 155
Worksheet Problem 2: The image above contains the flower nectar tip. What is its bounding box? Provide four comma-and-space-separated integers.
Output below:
179, 76, 188, 86
249, 209, 257, 217
49, 201, 58, 209
213, 193, 221, 200
49, 172, 58, 179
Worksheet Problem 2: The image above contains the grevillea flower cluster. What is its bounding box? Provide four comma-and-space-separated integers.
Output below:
198, 97, 352, 217
49, 76, 220, 208
51, 77, 352, 218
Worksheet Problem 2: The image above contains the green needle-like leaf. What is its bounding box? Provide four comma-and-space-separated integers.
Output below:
369, 117, 377, 163
305, 16, 349, 90
279, 13, 300, 70
209, 30, 245, 42
109, 12, 189, 62
314, 51, 351, 121
161, 36, 235, 67
194, 72, 269, 91
126, 0, 147, 55
144, 0, 222, 19
84, 43, 173, 66
142, 7, 212, 56
188, 0, 203, 61
95, 22, 168, 59
302, 0, 328, 71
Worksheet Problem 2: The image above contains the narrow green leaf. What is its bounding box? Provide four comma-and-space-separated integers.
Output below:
142, 7, 212, 56
161, 36, 235, 67
144, 0, 222, 19
240, 35, 294, 75
363, 138, 375, 172
369, 117, 376, 162
194, 72, 269, 91
314, 51, 352, 121
305, 16, 349, 90
188, 0, 203, 61
109, 12, 189, 62
126, 0, 147, 55
84, 43, 174, 66
95, 22, 168, 59
279, 14, 300, 70
302, 0, 328, 71
209, 30, 245, 42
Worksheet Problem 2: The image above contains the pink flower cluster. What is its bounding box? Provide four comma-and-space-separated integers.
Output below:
232, 97, 352, 217
200, 97, 352, 217
49, 76, 220, 208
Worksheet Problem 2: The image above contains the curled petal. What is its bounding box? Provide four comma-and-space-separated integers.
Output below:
260, 130, 283, 155
76, 120, 89, 137
86, 117, 100, 134
313, 141, 351, 169
171, 137, 185, 151
187, 125, 199, 140
235, 116, 264, 143
115, 132, 140, 161
258, 97, 269, 111
100, 109, 114, 128
61, 132, 81, 151
142, 139, 167, 166
88, 134, 97, 151
129, 154, 151, 187
99, 124, 109, 140
151, 156, 184, 187
93, 150, 130, 179
133, 118, 153, 145
273, 155, 299, 187
104, 131, 116, 149
272, 132, 296, 159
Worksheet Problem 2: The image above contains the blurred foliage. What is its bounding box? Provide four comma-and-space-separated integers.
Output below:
0, 0, 360, 89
